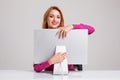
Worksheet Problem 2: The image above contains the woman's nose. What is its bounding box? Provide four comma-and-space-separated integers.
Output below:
53, 17, 57, 21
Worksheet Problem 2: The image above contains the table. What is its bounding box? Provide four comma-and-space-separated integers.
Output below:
0, 70, 120, 80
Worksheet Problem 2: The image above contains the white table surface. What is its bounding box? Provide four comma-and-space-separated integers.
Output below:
0, 70, 120, 80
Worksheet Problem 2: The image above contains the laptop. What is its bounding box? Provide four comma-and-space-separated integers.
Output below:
34, 29, 88, 64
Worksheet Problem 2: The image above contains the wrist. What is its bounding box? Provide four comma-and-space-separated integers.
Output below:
70, 24, 73, 29
67, 24, 73, 30
48, 59, 53, 65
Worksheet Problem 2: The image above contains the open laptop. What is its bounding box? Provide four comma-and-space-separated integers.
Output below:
34, 29, 88, 64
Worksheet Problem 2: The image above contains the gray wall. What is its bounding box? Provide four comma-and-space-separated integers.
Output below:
0, 0, 120, 70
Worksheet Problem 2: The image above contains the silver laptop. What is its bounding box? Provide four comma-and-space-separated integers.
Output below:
34, 29, 88, 64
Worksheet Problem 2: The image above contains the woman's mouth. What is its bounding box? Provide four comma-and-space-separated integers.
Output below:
52, 22, 58, 25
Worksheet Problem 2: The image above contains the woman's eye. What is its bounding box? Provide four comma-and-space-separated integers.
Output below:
50, 16, 53, 18
57, 16, 60, 19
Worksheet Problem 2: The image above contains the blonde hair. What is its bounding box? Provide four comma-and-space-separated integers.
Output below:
42, 6, 64, 29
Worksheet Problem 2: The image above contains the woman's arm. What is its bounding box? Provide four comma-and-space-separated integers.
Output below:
73, 23, 95, 35
33, 52, 67, 72
57, 23, 95, 39
33, 60, 50, 72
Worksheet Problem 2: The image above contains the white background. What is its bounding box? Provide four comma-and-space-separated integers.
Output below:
0, 0, 120, 70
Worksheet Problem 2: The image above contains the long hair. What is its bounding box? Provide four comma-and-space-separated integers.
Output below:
42, 6, 64, 29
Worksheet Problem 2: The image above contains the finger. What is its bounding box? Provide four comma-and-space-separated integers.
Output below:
62, 30, 67, 39
56, 29, 61, 35
62, 30, 65, 39
59, 30, 63, 39
59, 30, 65, 39
55, 30, 60, 38
56, 30, 61, 39
62, 53, 67, 58
64, 31, 67, 38
63, 54, 67, 59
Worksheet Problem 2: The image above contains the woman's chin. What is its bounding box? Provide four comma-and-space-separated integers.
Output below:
49, 26, 58, 29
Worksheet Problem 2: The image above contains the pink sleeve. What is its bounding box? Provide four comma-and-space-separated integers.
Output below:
73, 23, 95, 35
33, 60, 50, 72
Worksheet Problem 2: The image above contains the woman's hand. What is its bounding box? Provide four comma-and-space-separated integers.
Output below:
48, 52, 67, 65
56, 25, 73, 39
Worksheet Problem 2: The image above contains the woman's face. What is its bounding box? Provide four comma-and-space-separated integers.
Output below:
47, 9, 61, 29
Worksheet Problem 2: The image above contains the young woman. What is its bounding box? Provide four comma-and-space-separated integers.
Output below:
33, 6, 95, 72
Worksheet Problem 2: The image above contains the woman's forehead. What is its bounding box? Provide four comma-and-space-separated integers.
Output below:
49, 9, 61, 15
